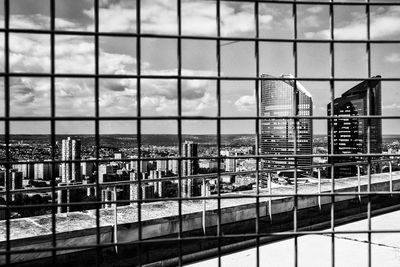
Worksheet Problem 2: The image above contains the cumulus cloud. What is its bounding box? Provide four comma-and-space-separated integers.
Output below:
10, 34, 50, 73
10, 78, 50, 116
84, 0, 274, 36
182, 91, 217, 116
305, 6, 400, 40
100, 52, 136, 74
182, 1, 217, 35
234, 95, 256, 112
307, 6, 324, 14
182, 80, 208, 100
85, 0, 137, 32
385, 53, 400, 63
100, 79, 137, 116
305, 22, 366, 40
55, 35, 95, 74
370, 7, 400, 39
221, 3, 255, 36
10, 14, 49, 29
139, 75, 217, 116
86, 0, 177, 34
55, 78, 95, 116
4, 1, 262, 119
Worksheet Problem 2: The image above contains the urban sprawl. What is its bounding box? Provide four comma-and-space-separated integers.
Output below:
1, 75, 400, 218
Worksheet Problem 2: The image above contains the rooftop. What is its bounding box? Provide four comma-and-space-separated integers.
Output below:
2, 170, 399, 242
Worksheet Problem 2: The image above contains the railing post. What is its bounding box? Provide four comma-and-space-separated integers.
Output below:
268, 172, 272, 222
114, 186, 118, 254
112, 186, 117, 208
202, 177, 206, 235
66, 180, 70, 213
57, 188, 62, 214
357, 165, 361, 202
318, 168, 321, 210
389, 161, 393, 195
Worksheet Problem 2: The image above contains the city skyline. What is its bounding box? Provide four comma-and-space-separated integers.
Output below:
0, 0, 399, 135
1, 1, 400, 267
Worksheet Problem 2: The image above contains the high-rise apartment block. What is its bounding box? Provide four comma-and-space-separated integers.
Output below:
168, 159, 179, 175
261, 74, 313, 171
34, 161, 55, 180
12, 161, 34, 179
129, 158, 148, 174
81, 160, 95, 179
156, 160, 168, 173
61, 137, 81, 183
327, 76, 382, 178
224, 151, 236, 173
182, 141, 199, 197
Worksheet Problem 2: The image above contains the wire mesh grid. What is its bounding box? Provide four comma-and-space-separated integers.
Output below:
0, 0, 400, 266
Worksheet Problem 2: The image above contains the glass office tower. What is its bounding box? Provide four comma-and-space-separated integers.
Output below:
327, 76, 382, 178
261, 74, 313, 172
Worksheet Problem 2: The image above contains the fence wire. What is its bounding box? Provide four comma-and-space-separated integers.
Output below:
0, 0, 400, 267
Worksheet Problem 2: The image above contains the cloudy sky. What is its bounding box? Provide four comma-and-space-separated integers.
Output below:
0, 0, 400, 135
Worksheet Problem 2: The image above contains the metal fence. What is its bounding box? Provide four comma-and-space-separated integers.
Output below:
1, 0, 400, 266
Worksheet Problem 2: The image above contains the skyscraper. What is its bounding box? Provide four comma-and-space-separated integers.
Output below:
224, 151, 236, 173
261, 74, 313, 171
182, 141, 199, 197
34, 161, 55, 180
327, 76, 382, 178
61, 137, 81, 183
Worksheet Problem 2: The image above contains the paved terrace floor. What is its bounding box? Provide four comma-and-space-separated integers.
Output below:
1, 171, 399, 242
186, 209, 400, 267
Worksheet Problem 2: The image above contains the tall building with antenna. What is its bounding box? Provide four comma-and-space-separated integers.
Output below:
61, 137, 81, 183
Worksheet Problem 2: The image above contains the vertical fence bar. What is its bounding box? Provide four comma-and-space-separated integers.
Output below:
318, 168, 321, 209
3, 0, 10, 264
216, 0, 222, 266
358, 165, 362, 202
49, 0, 57, 264
292, 1, 299, 266
268, 172, 272, 221
389, 161, 393, 194
366, 1, 372, 266
254, 1, 261, 266
94, 0, 102, 265
177, 0, 183, 265
329, 1, 336, 266
202, 178, 206, 235
136, 0, 143, 265
113, 186, 118, 254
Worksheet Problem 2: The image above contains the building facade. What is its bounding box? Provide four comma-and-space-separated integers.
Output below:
12, 161, 34, 179
327, 76, 382, 178
34, 161, 55, 180
224, 151, 236, 173
61, 137, 81, 183
260, 74, 313, 172
182, 141, 199, 197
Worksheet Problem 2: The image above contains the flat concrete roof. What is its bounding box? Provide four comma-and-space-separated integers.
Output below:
1, 171, 399, 242
186, 209, 400, 267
